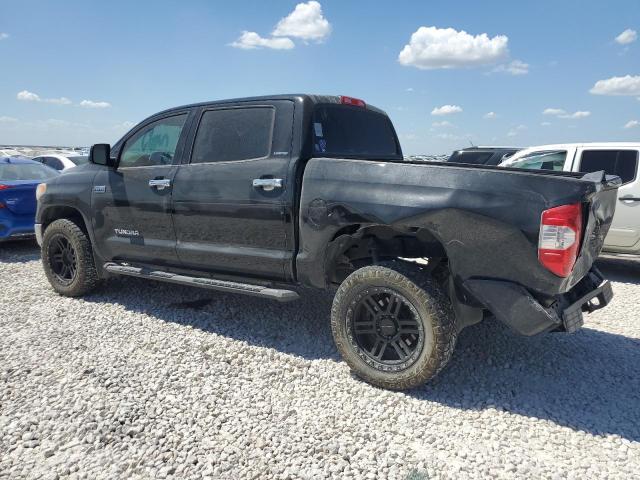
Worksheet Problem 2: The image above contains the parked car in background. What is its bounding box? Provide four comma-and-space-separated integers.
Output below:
447, 146, 521, 166
0, 156, 59, 241
31, 153, 89, 172
501, 143, 640, 256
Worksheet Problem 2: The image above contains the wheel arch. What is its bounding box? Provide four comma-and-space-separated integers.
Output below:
324, 223, 449, 286
40, 205, 107, 278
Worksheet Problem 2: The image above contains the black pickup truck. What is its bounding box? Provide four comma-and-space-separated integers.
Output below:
35, 94, 617, 390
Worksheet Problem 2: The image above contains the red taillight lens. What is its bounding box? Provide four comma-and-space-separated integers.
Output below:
538, 203, 583, 277
0, 184, 12, 191
340, 95, 366, 108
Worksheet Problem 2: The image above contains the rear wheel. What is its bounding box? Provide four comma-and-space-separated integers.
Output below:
331, 261, 457, 390
42, 219, 99, 297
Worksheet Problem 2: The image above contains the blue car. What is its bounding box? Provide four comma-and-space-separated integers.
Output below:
0, 156, 59, 241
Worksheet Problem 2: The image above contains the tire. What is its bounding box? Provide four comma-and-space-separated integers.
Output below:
331, 260, 457, 390
41, 218, 99, 297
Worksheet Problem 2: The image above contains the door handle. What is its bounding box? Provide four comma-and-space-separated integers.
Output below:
619, 196, 640, 203
149, 178, 171, 190
252, 178, 283, 192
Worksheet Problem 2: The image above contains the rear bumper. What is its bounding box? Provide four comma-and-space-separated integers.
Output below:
465, 268, 613, 336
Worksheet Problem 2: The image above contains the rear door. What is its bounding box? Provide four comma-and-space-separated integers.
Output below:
91, 112, 192, 265
171, 101, 295, 280
575, 147, 640, 251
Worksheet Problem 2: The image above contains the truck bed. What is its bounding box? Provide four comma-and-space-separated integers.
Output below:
296, 157, 619, 296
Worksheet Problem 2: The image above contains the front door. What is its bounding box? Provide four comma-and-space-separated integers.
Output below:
92, 112, 190, 265
171, 101, 295, 280
576, 148, 640, 251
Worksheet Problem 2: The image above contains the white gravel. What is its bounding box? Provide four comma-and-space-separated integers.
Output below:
1, 241, 639, 480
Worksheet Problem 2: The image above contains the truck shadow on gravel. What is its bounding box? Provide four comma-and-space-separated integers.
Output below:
82, 265, 640, 444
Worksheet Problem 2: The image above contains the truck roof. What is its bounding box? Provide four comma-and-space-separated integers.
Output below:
154, 94, 389, 118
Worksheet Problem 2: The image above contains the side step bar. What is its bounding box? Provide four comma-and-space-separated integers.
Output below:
103, 263, 299, 302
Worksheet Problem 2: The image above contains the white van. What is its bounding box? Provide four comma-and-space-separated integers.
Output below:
501, 143, 640, 255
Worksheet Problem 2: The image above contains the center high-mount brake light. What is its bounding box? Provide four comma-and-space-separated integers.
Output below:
340, 96, 366, 108
538, 202, 583, 277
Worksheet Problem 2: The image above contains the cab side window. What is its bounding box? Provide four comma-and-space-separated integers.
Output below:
120, 114, 188, 168
191, 107, 274, 164
579, 150, 638, 185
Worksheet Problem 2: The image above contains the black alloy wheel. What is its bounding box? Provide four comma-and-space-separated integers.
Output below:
348, 287, 424, 371
48, 234, 78, 285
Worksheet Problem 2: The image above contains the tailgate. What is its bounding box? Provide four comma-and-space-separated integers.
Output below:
0, 182, 39, 215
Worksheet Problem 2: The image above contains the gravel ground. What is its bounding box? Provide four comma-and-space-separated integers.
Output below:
1, 241, 639, 480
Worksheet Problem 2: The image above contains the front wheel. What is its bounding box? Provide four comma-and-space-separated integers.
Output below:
41, 219, 99, 297
331, 261, 457, 390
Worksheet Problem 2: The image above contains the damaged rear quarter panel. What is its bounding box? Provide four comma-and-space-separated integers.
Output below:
296, 158, 609, 296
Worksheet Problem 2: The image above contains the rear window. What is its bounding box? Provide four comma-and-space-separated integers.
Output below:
312, 105, 399, 158
0, 162, 59, 181
579, 150, 638, 185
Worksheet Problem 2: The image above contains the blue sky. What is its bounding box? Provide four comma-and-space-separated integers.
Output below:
0, 0, 638, 154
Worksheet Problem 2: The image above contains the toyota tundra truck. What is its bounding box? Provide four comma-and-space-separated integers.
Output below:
35, 94, 618, 390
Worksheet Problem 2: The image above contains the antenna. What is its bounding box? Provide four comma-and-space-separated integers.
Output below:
468, 138, 476, 148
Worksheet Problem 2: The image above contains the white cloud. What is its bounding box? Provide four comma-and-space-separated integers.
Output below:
431, 104, 463, 116
432, 121, 454, 128
272, 1, 331, 42
230, 31, 294, 50
560, 111, 590, 119
79, 100, 111, 109
0, 116, 18, 123
493, 59, 529, 75
543, 108, 566, 116
615, 29, 637, 45
16, 90, 72, 105
590, 75, 640, 96
406, 87, 414, 92
483, 111, 497, 119
543, 108, 590, 119
0, 33, 8, 40
624, 120, 639, 129
17, 90, 41, 102
541, 121, 552, 126
398, 26, 508, 70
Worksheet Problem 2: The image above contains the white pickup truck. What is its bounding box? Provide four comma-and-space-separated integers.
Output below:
501, 143, 640, 255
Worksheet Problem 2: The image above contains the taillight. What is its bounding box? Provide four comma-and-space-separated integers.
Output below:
340, 95, 366, 108
0, 184, 12, 191
538, 203, 583, 277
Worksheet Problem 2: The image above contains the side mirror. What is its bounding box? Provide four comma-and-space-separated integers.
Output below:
89, 144, 115, 168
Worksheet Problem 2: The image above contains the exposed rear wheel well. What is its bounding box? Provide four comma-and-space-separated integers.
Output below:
326, 225, 448, 285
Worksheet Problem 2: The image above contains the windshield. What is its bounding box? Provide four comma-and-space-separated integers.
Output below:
312, 105, 400, 158
69, 155, 89, 165
508, 150, 567, 171
0, 162, 59, 181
